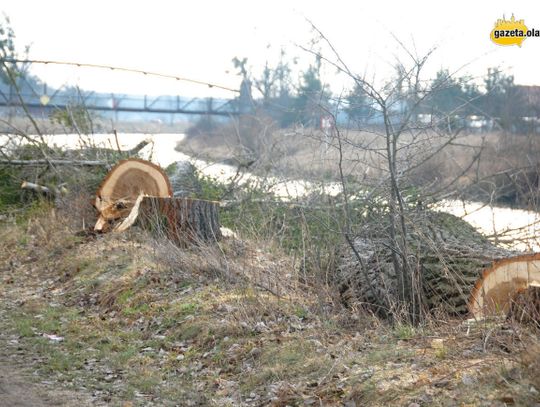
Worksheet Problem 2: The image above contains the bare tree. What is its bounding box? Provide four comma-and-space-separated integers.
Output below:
299, 25, 499, 323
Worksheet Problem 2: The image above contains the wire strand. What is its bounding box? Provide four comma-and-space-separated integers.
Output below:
3, 58, 240, 93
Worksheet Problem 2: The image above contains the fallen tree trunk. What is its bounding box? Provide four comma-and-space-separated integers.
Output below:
337, 210, 539, 318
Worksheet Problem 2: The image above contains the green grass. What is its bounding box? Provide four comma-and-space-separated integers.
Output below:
14, 316, 35, 337
117, 289, 134, 305
177, 302, 198, 315
394, 324, 416, 340
434, 346, 448, 359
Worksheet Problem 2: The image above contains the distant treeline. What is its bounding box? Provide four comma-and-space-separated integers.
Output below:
233, 54, 540, 133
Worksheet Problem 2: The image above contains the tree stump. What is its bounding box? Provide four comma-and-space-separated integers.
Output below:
337, 210, 540, 318
137, 197, 221, 244
94, 158, 172, 231
93, 158, 221, 244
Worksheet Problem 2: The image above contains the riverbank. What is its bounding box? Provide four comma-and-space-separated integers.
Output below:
3, 131, 538, 251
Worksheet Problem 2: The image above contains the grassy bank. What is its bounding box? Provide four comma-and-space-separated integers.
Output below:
0, 202, 538, 406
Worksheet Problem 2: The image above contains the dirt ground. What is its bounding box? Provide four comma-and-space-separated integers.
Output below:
0, 319, 94, 407
0, 367, 84, 407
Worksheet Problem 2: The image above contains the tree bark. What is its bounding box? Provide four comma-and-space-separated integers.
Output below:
137, 197, 221, 244
337, 210, 517, 316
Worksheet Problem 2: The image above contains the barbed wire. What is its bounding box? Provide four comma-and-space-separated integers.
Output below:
2, 58, 240, 93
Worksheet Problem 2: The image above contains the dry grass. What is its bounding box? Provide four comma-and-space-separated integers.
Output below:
0, 203, 539, 405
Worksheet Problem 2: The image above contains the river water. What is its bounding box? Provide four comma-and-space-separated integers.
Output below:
3, 132, 539, 251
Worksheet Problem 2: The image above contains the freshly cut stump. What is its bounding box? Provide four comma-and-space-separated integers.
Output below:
94, 158, 172, 231
93, 158, 221, 244
337, 210, 540, 318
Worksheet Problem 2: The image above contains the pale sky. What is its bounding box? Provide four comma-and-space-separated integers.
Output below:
1, 1, 540, 98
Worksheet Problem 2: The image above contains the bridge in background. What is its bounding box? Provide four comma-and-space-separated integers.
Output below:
0, 59, 252, 119
0, 87, 241, 118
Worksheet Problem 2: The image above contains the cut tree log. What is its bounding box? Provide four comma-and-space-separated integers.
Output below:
93, 158, 221, 244
469, 254, 540, 318
337, 210, 539, 319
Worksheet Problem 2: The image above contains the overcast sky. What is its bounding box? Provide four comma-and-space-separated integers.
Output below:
1, 1, 540, 97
